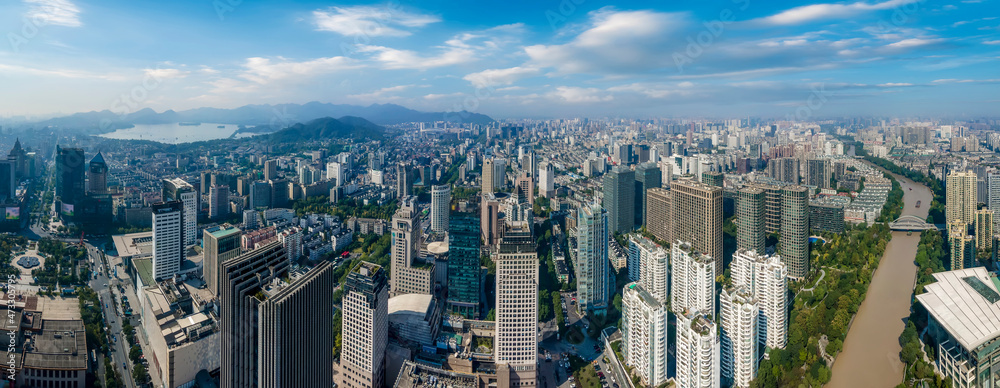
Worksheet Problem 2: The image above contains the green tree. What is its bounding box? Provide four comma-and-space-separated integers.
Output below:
132, 364, 148, 383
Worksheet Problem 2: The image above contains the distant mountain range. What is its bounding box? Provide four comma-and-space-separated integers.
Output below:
22, 102, 495, 133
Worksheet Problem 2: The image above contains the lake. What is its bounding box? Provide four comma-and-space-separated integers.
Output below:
98, 123, 238, 144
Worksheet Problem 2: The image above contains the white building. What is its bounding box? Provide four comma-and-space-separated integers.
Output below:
152, 201, 184, 280
676, 310, 721, 388
390, 196, 435, 296
576, 202, 611, 316
720, 286, 759, 388
278, 227, 303, 262
340, 262, 389, 388
731, 249, 788, 349
622, 282, 669, 386
628, 235, 669, 303
430, 184, 451, 234
494, 223, 538, 386
371, 169, 384, 186
539, 162, 555, 198
163, 178, 198, 246
671, 241, 716, 315
327, 161, 347, 186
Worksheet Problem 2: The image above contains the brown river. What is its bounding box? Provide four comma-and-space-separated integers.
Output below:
826, 167, 933, 387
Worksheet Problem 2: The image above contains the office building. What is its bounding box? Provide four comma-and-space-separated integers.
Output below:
481, 193, 502, 247
493, 223, 538, 386
645, 187, 672, 244
391, 196, 435, 296
20, 320, 88, 388
55, 146, 85, 205
209, 185, 230, 220
720, 286, 759, 388
339, 262, 389, 388
152, 201, 184, 280
622, 282, 669, 387
670, 241, 716, 315
948, 171, 978, 226
603, 166, 635, 233
250, 181, 271, 209
430, 185, 451, 233
736, 187, 766, 255
977, 209, 994, 253
634, 162, 662, 227
780, 185, 809, 279
627, 235, 668, 303
0, 160, 13, 202
539, 162, 555, 198
163, 178, 198, 246
676, 310, 721, 388
576, 202, 611, 315
732, 249, 788, 350
672, 180, 724, 275
447, 208, 481, 318
87, 151, 107, 194
397, 163, 414, 198
219, 240, 289, 388
202, 224, 242, 296
515, 173, 534, 205
482, 158, 505, 194
264, 159, 277, 181
328, 161, 347, 186
702, 171, 724, 188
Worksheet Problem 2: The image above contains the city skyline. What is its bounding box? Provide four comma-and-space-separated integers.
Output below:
1, 0, 999, 119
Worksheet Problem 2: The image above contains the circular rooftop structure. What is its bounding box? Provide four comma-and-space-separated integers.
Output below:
427, 241, 449, 255
17, 256, 40, 268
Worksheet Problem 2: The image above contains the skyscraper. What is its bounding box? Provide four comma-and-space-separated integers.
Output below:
720, 286, 759, 388
391, 196, 434, 296
209, 185, 230, 220
482, 158, 496, 194
645, 187, 672, 243
493, 223, 538, 386
202, 224, 241, 296
949, 220, 974, 270
807, 159, 830, 189
539, 161, 555, 198
780, 185, 809, 279
576, 202, 611, 315
759, 183, 783, 235
163, 178, 198, 246
634, 162, 661, 227
676, 310, 721, 388
670, 241, 716, 315
627, 235, 668, 303
0, 161, 13, 203
948, 171, 978, 226
482, 157, 506, 194
327, 161, 347, 186
672, 180, 723, 275
736, 186, 766, 255
396, 163, 414, 198
430, 185, 451, 233
603, 166, 635, 233
55, 146, 85, 205
976, 209, 994, 252
447, 207, 481, 318
263, 159, 278, 181
87, 152, 107, 194
151, 201, 184, 280
622, 282, 669, 387
732, 249, 788, 350
515, 173, 535, 205
339, 262, 389, 388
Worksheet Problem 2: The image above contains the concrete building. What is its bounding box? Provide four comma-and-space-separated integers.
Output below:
209, 185, 230, 220
949, 221, 975, 270
670, 241, 716, 315
397, 163, 414, 198
388, 293, 441, 347
948, 171, 978, 226
152, 201, 185, 280
494, 223, 538, 387
731, 249, 788, 350
20, 320, 88, 388
430, 184, 451, 233
539, 162, 555, 198
482, 158, 505, 194
202, 224, 242, 296
163, 178, 198, 246
758, 183, 783, 235
634, 162, 661, 227
448, 209, 481, 318
392, 196, 435, 296
807, 159, 830, 189
976, 209, 994, 253
720, 286, 759, 388
809, 201, 845, 234
736, 186, 766, 255
780, 185, 810, 279
916, 267, 1000, 388
603, 166, 635, 233
340, 262, 389, 388
481, 193, 503, 247
327, 161, 347, 186
676, 310, 721, 388
672, 180, 724, 276
627, 235, 668, 304
140, 281, 220, 388
622, 282, 669, 387
645, 187, 672, 244
576, 203, 611, 316
264, 159, 277, 181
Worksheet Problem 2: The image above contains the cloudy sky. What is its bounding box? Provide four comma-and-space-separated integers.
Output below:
0, 0, 998, 119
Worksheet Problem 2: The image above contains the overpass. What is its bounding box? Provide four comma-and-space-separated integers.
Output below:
888, 215, 944, 231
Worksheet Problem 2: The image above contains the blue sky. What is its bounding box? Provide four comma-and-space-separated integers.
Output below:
0, 0, 998, 119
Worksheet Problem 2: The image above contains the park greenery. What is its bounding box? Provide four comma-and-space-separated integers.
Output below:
292, 195, 398, 220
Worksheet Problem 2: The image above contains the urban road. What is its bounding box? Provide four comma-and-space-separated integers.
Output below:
827, 163, 932, 387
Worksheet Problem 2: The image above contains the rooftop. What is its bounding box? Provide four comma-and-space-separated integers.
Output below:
916, 267, 1000, 351
134, 257, 155, 287
112, 231, 155, 258
22, 320, 88, 370
389, 294, 436, 320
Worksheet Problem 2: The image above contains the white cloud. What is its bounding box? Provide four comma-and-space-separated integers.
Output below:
877, 82, 913, 87
347, 84, 427, 100
144, 68, 189, 80
357, 45, 474, 70
548, 87, 613, 103
463, 67, 539, 87
356, 23, 523, 70
23, 0, 81, 27
984, 40, 1000, 45
756, 0, 920, 25
239, 56, 362, 84
885, 38, 944, 49
312, 6, 439, 37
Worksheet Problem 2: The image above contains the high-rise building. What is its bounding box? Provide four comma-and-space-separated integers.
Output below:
759, 183, 783, 235
622, 282, 669, 387
55, 146, 86, 205
202, 224, 242, 296
430, 185, 451, 233
949, 220, 974, 270
672, 180, 724, 275
670, 241, 716, 315
627, 235, 668, 303
603, 166, 635, 233
87, 152, 107, 194
391, 196, 434, 296
948, 171, 978, 226
250, 181, 271, 209
576, 203, 611, 315
0, 160, 14, 203
737, 187, 766, 254
396, 163, 414, 198
645, 187, 672, 243
702, 171, 724, 188
976, 209, 994, 252
151, 201, 184, 280
163, 178, 198, 246
447, 207, 481, 318
731, 249, 788, 350
676, 310, 721, 388
327, 161, 347, 186
539, 162, 555, 198
634, 162, 662, 227
780, 185, 809, 278
482, 158, 506, 194
768, 157, 799, 184
493, 223, 538, 386
263, 159, 278, 181
481, 193, 502, 247
515, 173, 535, 205
988, 173, 1000, 226
807, 159, 830, 189
339, 262, 389, 388
243, 209, 259, 230
720, 286, 759, 388
209, 185, 230, 220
